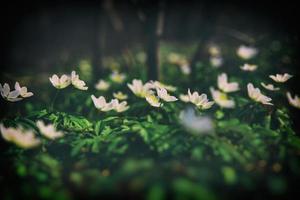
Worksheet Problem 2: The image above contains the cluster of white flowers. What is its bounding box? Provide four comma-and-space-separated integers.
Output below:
50, 71, 88, 90
127, 79, 178, 107
0, 120, 64, 149
91, 95, 129, 112
0, 82, 33, 102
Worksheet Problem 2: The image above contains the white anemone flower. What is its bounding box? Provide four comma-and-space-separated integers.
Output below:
95, 79, 110, 91
91, 95, 113, 112
151, 81, 177, 92
210, 56, 223, 68
0, 83, 22, 102
247, 83, 273, 105
269, 73, 293, 83
179, 107, 214, 135
14, 82, 33, 97
110, 71, 126, 83
36, 120, 64, 140
261, 82, 280, 91
0, 124, 40, 149
240, 63, 257, 71
179, 94, 190, 102
286, 92, 300, 109
237, 45, 258, 60
110, 99, 129, 112
210, 87, 235, 108
71, 71, 88, 90
113, 91, 128, 100
127, 79, 153, 98
156, 88, 178, 102
49, 74, 71, 89
187, 89, 214, 110
145, 94, 162, 107
217, 73, 239, 93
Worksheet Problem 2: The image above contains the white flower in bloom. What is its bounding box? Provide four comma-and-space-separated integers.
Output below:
156, 88, 178, 102
145, 94, 162, 107
151, 81, 177, 92
36, 121, 64, 140
127, 79, 153, 98
208, 45, 221, 57
269, 73, 293, 83
179, 94, 190, 102
210, 87, 235, 108
187, 89, 214, 110
110, 99, 129, 112
286, 92, 300, 109
113, 91, 128, 100
110, 71, 126, 83
247, 83, 273, 105
91, 95, 113, 112
14, 82, 34, 97
179, 107, 214, 135
217, 73, 239, 93
71, 71, 88, 90
261, 82, 280, 91
49, 74, 71, 89
95, 79, 110, 91
210, 56, 223, 68
237, 45, 258, 60
240, 63, 257, 71
0, 124, 40, 149
0, 83, 22, 102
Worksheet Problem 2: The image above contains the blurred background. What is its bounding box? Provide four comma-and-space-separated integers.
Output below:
1, 0, 299, 75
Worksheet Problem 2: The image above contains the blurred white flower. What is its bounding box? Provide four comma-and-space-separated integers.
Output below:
156, 88, 178, 102
210, 56, 223, 68
14, 82, 34, 97
180, 64, 191, 75
237, 45, 258, 60
187, 89, 214, 110
286, 92, 300, 109
49, 74, 71, 89
179, 107, 214, 135
269, 73, 293, 83
110, 71, 126, 84
150, 81, 177, 92
0, 83, 22, 102
95, 79, 110, 91
208, 45, 221, 57
217, 73, 239, 93
0, 124, 40, 149
179, 94, 190, 102
145, 94, 161, 107
36, 120, 64, 140
210, 87, 235, 108
240, 63, 257, 71
127, 79, 153, 98
113, 91, 128, 100
247, 83, 273, 105
110, 99, 129, 112
261, 82, 280, 91
91, 95, 113, 112
71, 71, 88, 90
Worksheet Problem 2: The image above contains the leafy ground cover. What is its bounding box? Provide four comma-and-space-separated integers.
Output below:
1, 40, 300, 200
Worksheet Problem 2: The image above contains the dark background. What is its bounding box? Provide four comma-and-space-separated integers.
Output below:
0, 0, 299, 75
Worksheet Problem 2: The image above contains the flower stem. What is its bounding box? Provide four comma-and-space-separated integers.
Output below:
50, 90, 60, 112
